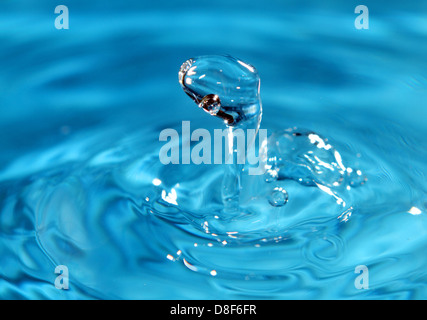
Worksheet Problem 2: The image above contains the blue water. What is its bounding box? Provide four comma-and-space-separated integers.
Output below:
1, 0, 426, 299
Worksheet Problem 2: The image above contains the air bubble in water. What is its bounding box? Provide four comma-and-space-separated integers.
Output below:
198, 94, 221, 116
268, 187, 288, 207
264, 169, 279, 183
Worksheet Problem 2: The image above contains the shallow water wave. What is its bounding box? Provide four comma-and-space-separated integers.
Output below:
0, 1, 426, 299
0, 109, 426, 299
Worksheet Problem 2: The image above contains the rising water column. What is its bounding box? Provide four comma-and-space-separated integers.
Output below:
179, 55, 263, 214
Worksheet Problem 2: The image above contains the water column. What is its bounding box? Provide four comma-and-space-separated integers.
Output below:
179, 55, 262, 214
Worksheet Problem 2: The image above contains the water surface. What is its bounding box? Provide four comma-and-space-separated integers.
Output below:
0, 0, 426, 299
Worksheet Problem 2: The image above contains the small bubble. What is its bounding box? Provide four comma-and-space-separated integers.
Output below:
264, 169, 278, 183
268, 187, 288, 207
199, 94, 221, 115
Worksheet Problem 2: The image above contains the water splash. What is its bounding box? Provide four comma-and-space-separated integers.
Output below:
261, 128, 367, 210
178, 55, 365, 220
263, 129, 346, 188
2, 31, 425, 300
179, 55, 262, 213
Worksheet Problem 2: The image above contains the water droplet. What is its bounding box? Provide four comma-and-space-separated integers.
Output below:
264, 169, 279, 183
198, 94, 221, 115
179, 55, 262, 127
268, 187, 288, 207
